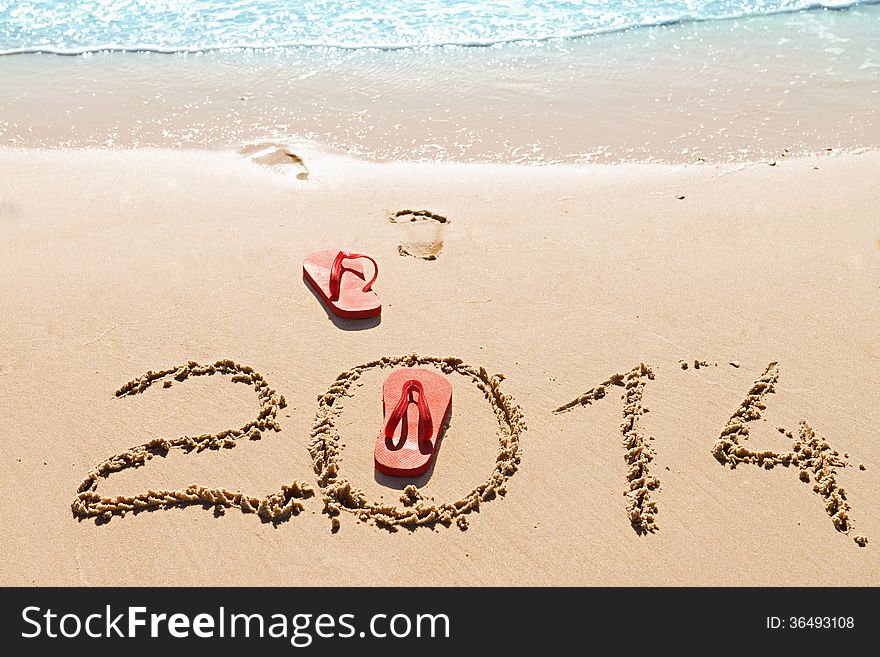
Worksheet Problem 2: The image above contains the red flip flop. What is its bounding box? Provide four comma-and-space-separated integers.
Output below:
302, 249, 380, 319
375, 368, 452, 477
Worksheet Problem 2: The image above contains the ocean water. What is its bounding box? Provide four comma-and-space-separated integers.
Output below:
1, 1, 878, 163
0, 0, 877, 54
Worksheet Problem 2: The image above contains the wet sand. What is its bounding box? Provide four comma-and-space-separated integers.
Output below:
2, 4, 879, 164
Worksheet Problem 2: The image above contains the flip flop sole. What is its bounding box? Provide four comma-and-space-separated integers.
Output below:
303, 249, 381, 319
375, 368, 452, 477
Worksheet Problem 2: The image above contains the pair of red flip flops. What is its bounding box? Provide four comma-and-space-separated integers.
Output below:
303, 250, 451, 477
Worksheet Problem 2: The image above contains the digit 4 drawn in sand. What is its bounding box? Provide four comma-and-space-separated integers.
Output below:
712, 362, 868, 547
553, 363, 659, 534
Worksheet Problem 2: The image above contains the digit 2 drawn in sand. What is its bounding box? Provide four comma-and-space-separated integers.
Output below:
72, 360, 314, 523
553, 364, 659, 534
712, 362, 867, 547
309, 354, 525, 532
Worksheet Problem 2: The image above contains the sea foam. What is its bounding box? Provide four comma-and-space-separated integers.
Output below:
1, 0, 877, 55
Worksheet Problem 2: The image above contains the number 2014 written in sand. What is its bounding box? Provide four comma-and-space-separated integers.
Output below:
72, 356, 868, 545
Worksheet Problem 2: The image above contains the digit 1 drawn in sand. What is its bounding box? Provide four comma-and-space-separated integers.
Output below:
712, 362, 867, 547
309, 354, 525, 532
72, 360, 313, 524
553, 364, 659, 534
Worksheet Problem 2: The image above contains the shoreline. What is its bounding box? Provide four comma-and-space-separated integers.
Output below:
4, 0, 875, 55
0, 140, 872, 175
5, 0, 877, 55
1, 146, 878, 585
2, 3, 879, 165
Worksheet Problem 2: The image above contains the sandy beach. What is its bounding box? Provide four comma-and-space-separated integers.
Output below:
1, 145, 877, 585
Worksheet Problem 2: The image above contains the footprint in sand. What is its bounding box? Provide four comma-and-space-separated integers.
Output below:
389, 209, 449, 260
240, 142, 309, 180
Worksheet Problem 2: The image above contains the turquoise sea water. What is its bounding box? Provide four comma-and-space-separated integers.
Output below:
1, 0, 877, 54
1, 1, 878, 162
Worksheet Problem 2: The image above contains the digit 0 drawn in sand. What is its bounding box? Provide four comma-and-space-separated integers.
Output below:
240, 142, 309, 180
554, 364, 659, 534
309, 354, 524, 532
389, 209, 448, 260
712, 362, 867, 547
72, 360, 313, 524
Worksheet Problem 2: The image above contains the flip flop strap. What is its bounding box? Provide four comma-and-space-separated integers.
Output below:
328, 251, 378, 300
383, 379, 433, 443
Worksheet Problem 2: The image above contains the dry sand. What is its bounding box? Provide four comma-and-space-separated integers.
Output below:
1, 146, 878, 585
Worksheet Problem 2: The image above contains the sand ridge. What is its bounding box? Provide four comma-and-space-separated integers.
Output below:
679, 359, 713, 370
309, 354, 524, 532
71, 359, 314, 523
